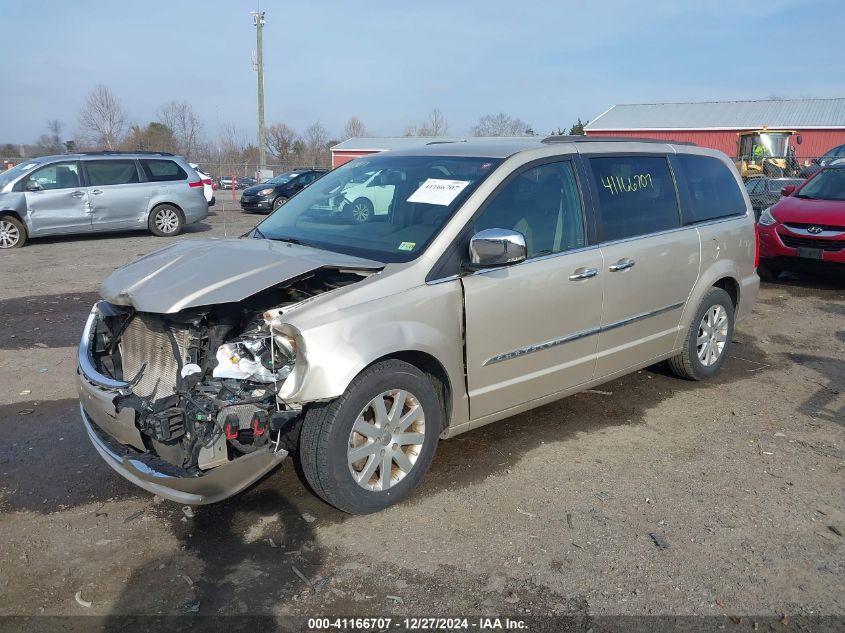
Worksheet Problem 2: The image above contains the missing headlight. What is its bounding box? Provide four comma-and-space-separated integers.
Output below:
212, 334, 295, 383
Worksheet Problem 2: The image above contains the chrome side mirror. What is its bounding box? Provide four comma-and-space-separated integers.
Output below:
469, 228, 527, 267
26, 179, 42, 191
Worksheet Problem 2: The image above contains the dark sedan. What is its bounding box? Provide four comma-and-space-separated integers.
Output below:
240, 169, 327, 213
745, 176, 804, 218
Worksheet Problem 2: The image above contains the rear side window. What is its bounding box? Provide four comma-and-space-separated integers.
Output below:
139, 159, 188, 182
589, 156, 680, 242
86, 160, 140, 186
676, 154, 746, 224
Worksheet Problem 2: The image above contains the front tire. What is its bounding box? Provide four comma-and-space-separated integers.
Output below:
0, 215, 27, 248
272, 196, 288, 211
148, 204, 184, 237
299, 359, 441, 514
668, 287, 734, 381
757, 261, 783, 280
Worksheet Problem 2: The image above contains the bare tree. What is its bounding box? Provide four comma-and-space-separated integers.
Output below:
266, 123, 298, 160
303, 122, 330, 167
158, 100, 203, 158
472, 113, 533, 137
34, 120, 65, 155
342, 116, 367, 139
407, 109, 449, 136
78, 85, 128, 149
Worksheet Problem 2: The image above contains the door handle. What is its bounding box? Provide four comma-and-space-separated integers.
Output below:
569, 267, 599, 281
71, 190, 86, 198
609, 258, 635, 272
91, 189, 104, 195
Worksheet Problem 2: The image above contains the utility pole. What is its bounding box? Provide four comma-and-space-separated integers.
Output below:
252, 9, 266, 178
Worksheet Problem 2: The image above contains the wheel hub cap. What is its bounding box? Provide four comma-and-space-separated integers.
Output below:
347, 389, 426, 491
696, 304, 729, 367
0, 221, 19, 248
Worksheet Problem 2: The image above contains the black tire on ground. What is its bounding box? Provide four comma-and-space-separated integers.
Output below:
0, 215, 27, 249
272, 196, 288, 211
299, 359, 442, 514
348, 198, 373, 224
668, 287, 735, 381
148, 204, 184, 237
757, 261, 783, 280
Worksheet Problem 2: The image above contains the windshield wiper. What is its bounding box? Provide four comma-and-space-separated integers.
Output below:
795, 194, 817, 199
270, 236, 320, 249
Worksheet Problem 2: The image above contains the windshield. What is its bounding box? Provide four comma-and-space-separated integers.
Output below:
769, 178, 802, 192
269, 172, 299, 184
0, 160, 42, 189
758, 133, 790, 157
796, 168, 845, 201
254, 154, 502, 263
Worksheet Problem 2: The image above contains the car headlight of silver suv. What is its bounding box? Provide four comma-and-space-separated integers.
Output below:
758, 207, 777, 226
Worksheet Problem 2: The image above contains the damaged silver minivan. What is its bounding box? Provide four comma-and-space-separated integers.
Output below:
78, 137, 759, 512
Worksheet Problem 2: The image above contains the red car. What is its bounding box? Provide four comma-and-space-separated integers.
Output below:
756, 163, 845, 278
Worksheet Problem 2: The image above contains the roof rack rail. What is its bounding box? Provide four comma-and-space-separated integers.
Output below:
541, 135, 697, 146
79, 150, 176, 156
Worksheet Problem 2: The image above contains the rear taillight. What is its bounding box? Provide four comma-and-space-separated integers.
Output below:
754, 226, 760, 269
188, 180, 203, 188
201, 178, 213, 186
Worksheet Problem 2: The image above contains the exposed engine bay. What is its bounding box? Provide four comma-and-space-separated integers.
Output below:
85, 267, 368, 473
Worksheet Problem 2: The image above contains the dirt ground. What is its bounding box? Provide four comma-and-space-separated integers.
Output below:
0, 202, 843, 628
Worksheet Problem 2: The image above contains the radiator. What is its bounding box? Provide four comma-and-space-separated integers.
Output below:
119, 315, 191, 399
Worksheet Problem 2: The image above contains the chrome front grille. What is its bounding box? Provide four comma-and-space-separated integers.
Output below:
119, 315, 191, 399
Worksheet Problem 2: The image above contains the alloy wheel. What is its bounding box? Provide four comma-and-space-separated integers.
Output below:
351, 201, 370, 223
0, 219, 20, 248
697, 304, 728, 366
155, 208, 180, 234
347, 389, 426, 491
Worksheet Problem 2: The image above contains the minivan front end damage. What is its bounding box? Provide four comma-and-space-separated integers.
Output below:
77, 267, 370, 504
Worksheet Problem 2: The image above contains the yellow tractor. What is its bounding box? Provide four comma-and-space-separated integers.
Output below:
736, 129, 802, 179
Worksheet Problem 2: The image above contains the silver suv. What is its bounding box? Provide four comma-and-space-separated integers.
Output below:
0, 152, 208, 248
77, 137, 759, 512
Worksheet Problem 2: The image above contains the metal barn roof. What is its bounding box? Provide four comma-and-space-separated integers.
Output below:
585, 98, 845, 131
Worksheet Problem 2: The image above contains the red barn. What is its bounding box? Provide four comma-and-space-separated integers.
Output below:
584, 98, 845, 160
330, 137, 463, 168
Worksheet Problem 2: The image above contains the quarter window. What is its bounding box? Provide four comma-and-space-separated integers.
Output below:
139, 159, 188, 182
86, 160, 140, 186
474, 161, 585, 258
589, 156, 680, 241
676, 154, 746, 223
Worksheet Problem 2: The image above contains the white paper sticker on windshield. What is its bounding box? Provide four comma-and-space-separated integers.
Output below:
20, 163, 37, 170
406, 179, 470, 206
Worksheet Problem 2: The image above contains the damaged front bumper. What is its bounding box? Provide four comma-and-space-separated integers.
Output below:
77, 303, 288, 505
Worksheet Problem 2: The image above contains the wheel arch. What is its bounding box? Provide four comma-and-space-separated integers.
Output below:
712, 276, 739, 309
366, 350, 453, 431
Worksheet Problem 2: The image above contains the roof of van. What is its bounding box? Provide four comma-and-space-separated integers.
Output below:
377, 136, 698, 159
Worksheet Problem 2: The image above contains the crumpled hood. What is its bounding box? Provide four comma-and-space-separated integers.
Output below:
100, 238, 383, 313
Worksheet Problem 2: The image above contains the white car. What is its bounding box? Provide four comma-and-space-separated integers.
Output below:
339, 170, 395, 223
190, 163, 216, 206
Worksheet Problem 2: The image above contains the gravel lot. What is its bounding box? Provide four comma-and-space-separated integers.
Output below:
0, 202, 843, 626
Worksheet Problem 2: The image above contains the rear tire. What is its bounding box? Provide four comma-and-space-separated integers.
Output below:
148, 204, 184, 237
348, 198, 373, 224
668, 287, 734, 381
299, 359, 441, 514
0, 215, 27, 249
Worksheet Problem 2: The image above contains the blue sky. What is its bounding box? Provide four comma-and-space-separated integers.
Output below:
0, 0, 842, 146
